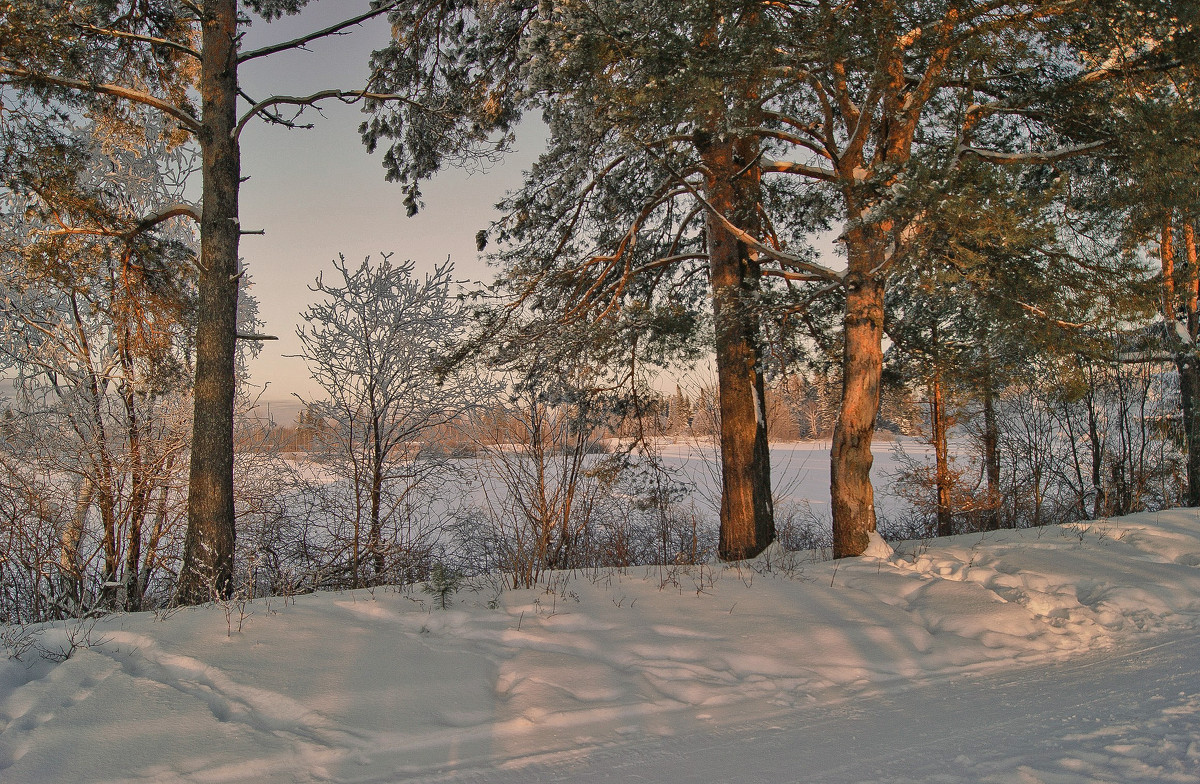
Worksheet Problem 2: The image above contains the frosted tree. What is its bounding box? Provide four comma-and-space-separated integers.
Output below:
295, 255, 481, 587
0, 116, 197, 615
2, 0, 429, 602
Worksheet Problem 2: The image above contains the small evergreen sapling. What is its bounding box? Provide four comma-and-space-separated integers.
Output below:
422, 563, 462, 610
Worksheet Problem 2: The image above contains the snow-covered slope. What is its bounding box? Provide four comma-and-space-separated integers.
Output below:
4, 510, 1200, 783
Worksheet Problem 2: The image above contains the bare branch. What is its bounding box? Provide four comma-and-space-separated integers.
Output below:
762, 268, 832, 282
137, 202, 202, 229
238, 1, 402, 62
1009, 298, 1090, 330
234, 88, 435, 139
32, 202, 201, 241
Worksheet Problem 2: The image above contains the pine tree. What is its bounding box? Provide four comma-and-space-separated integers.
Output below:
2, 0, 420, 603
365, 0, 1195, 558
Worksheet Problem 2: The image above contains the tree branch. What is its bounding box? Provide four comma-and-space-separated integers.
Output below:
761, 157, 838, 181
643, 146, 843, 284
233, 88, 436, 139
0, 67, 201, 133
238, 0, 402, 62
137, 202, 203, 230
956, 140, 1109, 166
71, 23, 201, 59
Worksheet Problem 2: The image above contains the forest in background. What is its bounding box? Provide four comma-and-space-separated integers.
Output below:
1, 0, 1199, 620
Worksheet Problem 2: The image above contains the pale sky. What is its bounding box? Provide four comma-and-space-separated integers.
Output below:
233, 2, 841, 408
237, 2, 543, 400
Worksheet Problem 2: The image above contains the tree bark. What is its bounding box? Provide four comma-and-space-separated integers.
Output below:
1161, 215, 1176, 320
1182, 221, 1200, 506
930, 367, 953, 538
699, 132, 774, 560
980, 356, 1002, 530
369, 422, 385, 582
1181, 360, 1200, 506
59, 476, 94, 609
177, 0, 240, 604
120, 334, 149, 612
1085, 367, 1108, 518
831, 234, 885, 557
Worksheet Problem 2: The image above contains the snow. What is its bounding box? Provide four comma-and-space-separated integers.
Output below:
650, 438, 932, 520
4, 509, 1200, 783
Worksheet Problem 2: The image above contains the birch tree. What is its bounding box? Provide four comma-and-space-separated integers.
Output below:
295, 254, 482, 587
0, 116, 196, 614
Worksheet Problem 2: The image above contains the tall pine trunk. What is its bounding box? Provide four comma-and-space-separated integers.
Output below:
1183, 221, 1200, 507
831, 238, 884, 557
177, 0, 240, 604
980, 355, 1002, 530
930, 367, 953, 538
699, 132, 774, 560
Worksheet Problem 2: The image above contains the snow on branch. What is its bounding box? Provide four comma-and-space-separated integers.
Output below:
955, 140, 1108, 166
137, 202, 202, 230
0, 68, 201, 133
761, 157, 838, 181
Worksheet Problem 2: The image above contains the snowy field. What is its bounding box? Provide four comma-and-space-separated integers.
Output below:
651, 438, 935, 521
4, 506, 1200, 783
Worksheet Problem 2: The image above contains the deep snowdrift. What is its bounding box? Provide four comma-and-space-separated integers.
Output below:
3, 510, 1200, 783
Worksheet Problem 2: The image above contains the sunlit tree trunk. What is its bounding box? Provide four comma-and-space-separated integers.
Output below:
119, 327, 151, 611
980, 355, 1002, 530
831, 224, 885, 557
930, 358, 953, 537
178, 0, 240, 604
1181, 221, 1200, 507
60, 476, 94, 608
699, 132, 774, 560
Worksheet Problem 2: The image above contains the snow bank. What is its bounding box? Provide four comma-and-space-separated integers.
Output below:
3, 510, 1200, 782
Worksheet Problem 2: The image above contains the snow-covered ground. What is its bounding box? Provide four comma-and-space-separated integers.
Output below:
4, 509, 1200, 783
652, 437, 935, 520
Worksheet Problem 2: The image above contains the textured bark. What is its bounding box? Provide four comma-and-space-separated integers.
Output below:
700, 133, 774, 560
177, 0, 240, 604
980, 357, 1002, 530
59, 476, 94, 605
1183, 222, 1200, 507
931, 369, 953, 538
369, 427, 385, 582
1182, 361, 1200, 507
1158, 216, 1200, 509
831, 241, 884, 558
